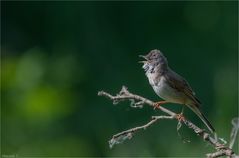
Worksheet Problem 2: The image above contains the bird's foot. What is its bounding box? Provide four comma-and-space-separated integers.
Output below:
176, 113, 185, 121
153, 101, 168, 110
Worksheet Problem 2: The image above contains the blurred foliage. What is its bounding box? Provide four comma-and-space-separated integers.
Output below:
1, 1, 238, 157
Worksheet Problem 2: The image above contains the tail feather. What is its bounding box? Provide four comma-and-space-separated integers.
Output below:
199, 112, 215, 133
187, 104, 215, 133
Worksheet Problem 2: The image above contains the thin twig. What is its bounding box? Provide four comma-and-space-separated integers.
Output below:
112, 116, 174, 138
98, 86, 238, 158
98, 86, 175, 116
108, 115, 174, 148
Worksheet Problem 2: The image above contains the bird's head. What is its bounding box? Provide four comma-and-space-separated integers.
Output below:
139, 49, 168, 72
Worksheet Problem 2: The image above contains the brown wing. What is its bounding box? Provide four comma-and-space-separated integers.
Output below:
165, 69, 201, 107
164, 69, 215, 133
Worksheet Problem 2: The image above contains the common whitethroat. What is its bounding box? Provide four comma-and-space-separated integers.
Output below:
140, 49, 215, 133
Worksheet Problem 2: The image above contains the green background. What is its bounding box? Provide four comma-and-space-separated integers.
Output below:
2, 1, 238, 157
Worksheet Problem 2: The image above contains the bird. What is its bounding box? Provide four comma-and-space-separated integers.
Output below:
139, 49, 215, 133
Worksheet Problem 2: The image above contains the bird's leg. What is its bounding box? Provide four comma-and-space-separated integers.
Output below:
153, 101, 168, 110
176, 106, 185, 121
180, 106, 185, 115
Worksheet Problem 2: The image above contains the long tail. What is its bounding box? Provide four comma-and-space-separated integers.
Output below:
187, 104, 215, 133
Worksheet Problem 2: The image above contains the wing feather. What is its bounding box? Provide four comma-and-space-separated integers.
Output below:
164, 69, 201, 107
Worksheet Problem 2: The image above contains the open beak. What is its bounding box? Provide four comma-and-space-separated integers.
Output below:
138, 55, 148, 64
138, 61, 146, 64
139, 55, 147, 60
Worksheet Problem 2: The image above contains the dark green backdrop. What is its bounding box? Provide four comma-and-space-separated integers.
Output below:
2, 1, 238, 157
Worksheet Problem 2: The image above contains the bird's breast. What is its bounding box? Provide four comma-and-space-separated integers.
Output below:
150, 76, 186, 104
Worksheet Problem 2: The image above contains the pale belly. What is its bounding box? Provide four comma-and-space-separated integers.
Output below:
150, 77, 186, 104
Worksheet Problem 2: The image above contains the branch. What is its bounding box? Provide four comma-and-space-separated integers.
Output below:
229, 117, 239, 149
98, 86, 238, 158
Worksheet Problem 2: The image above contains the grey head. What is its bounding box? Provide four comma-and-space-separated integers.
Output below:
139, 49, 168, 74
